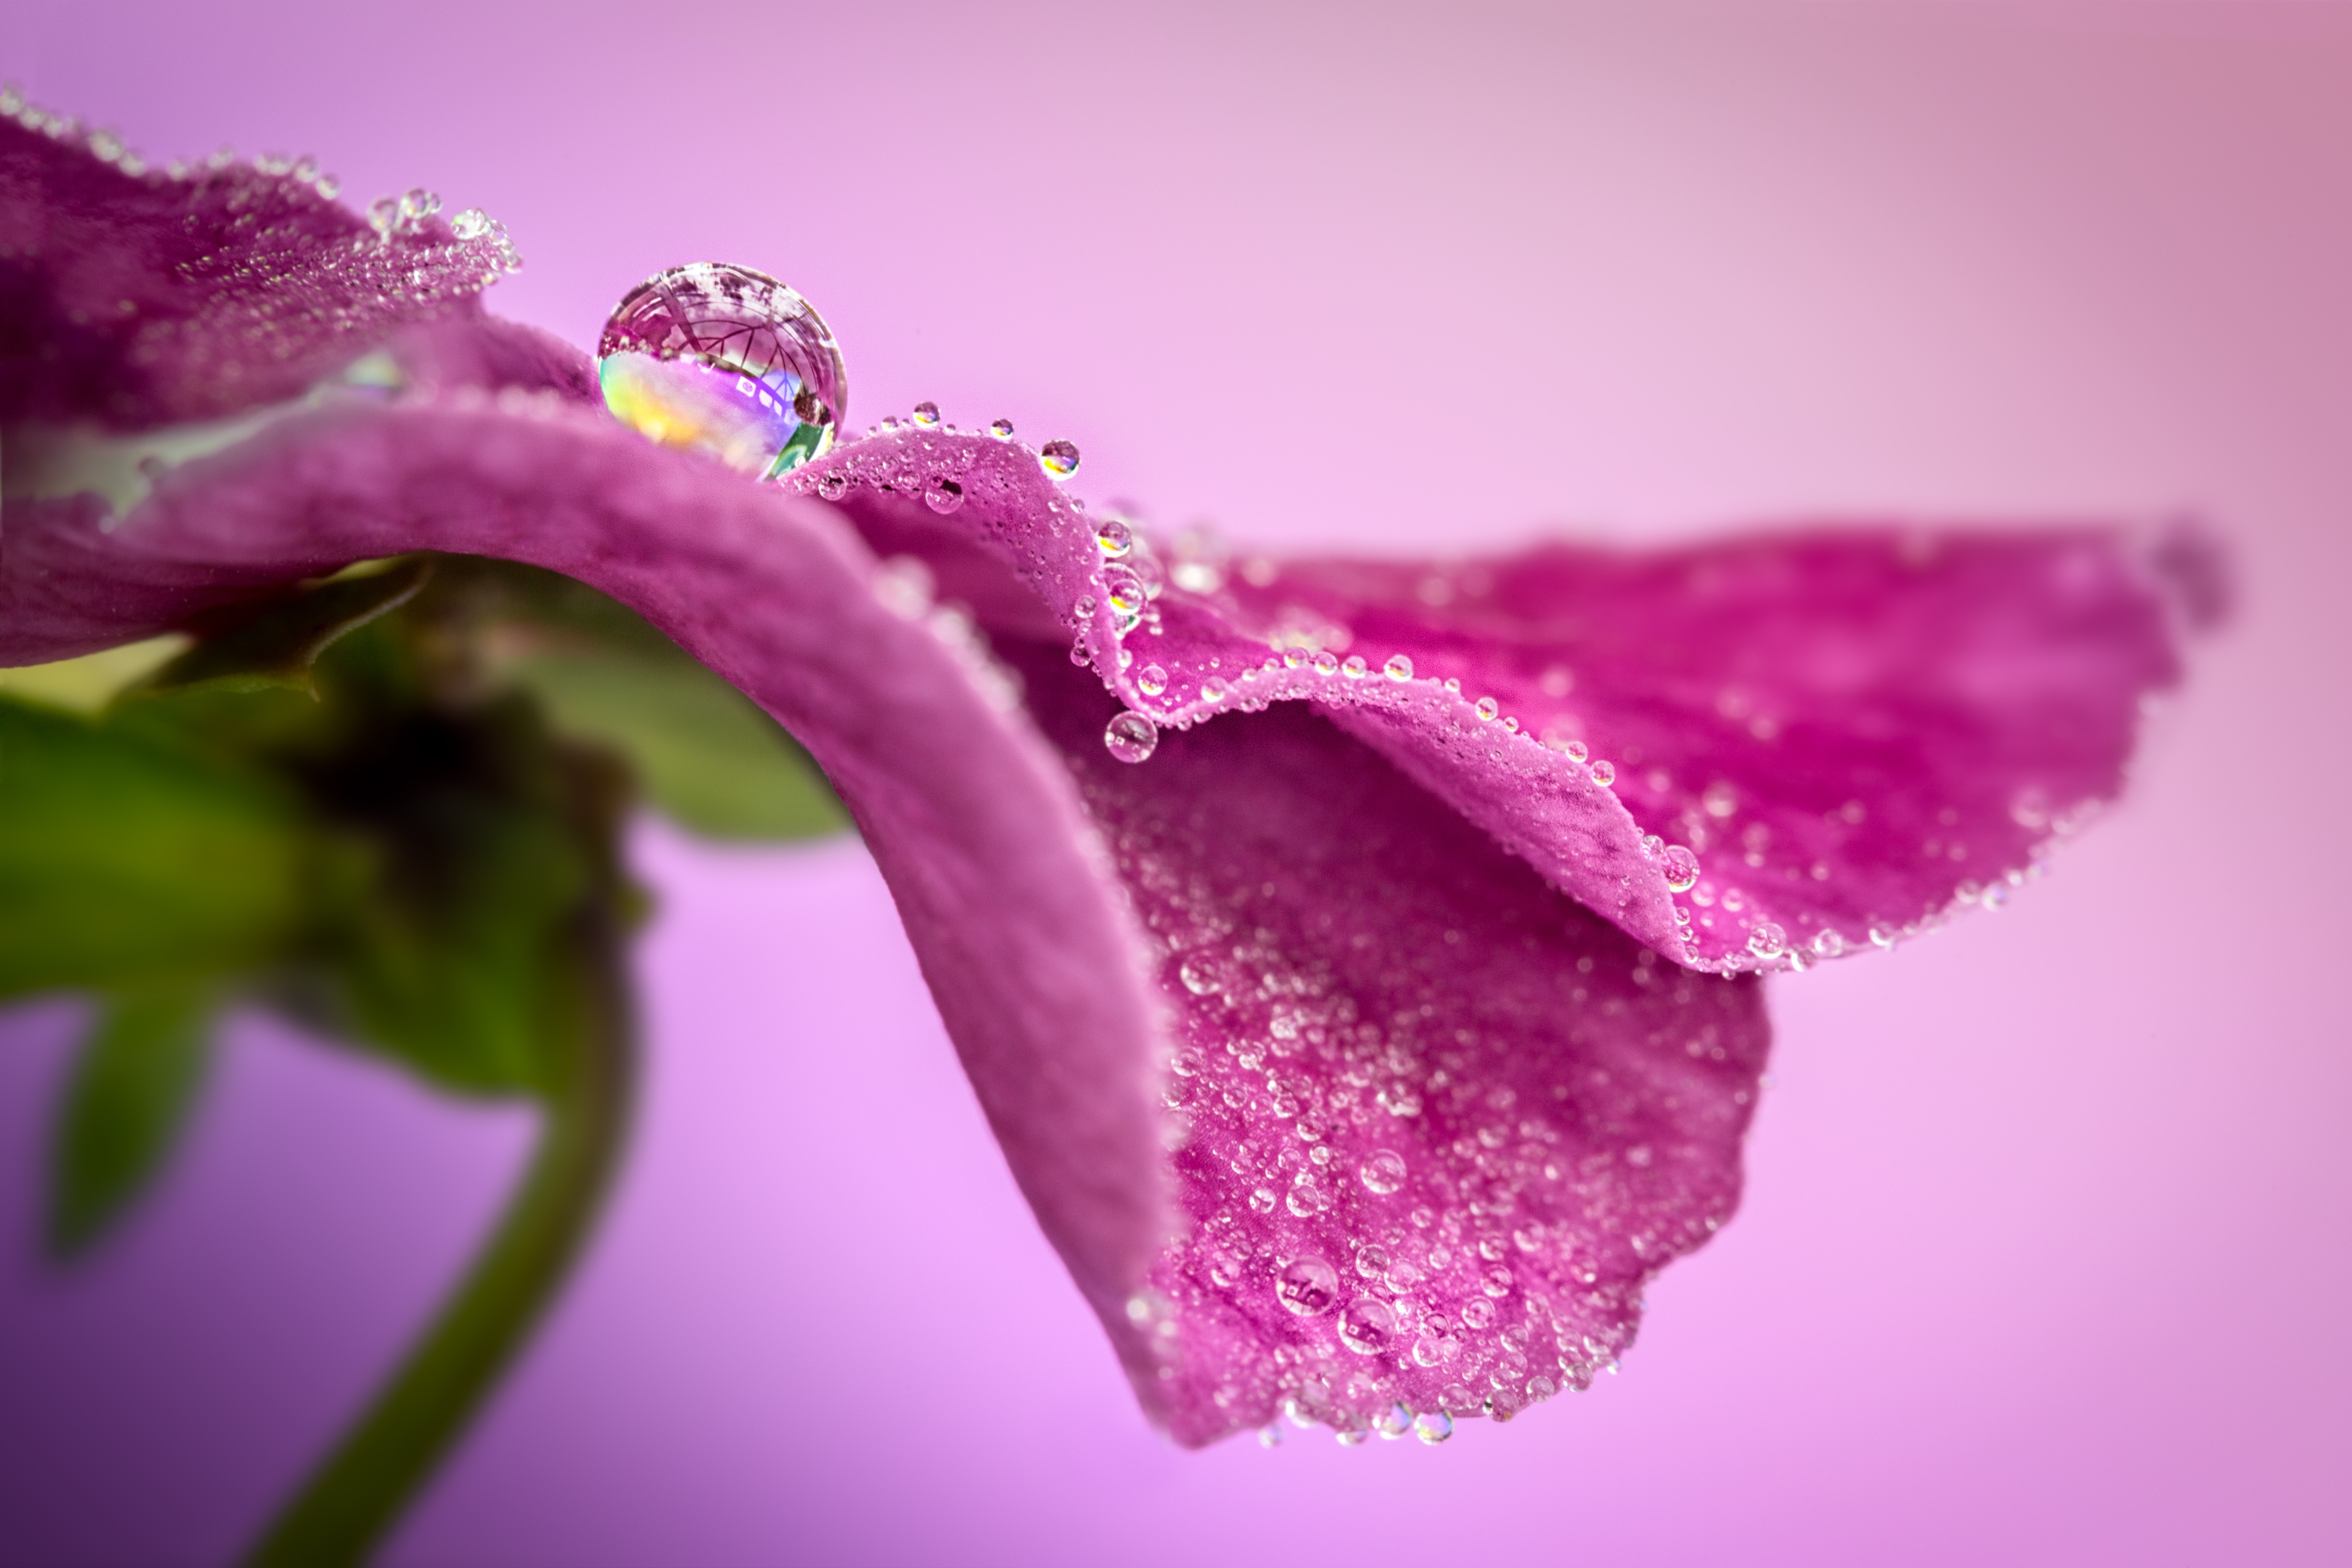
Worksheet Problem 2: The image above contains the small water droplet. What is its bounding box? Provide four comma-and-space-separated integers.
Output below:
1286, 1183, 1331, 1218
1355, 1245, 1392, 1278
1358, 1149, 1408, 1194
1869, 922, 1897, 949
1383, 654, 1414, 681
1250, 1187, 1278, 1214
1103, 566, 1149, 617
451, 207, 491, 240
1475, 697, 1500, 722
1341, 655, 1369, 679
1660, 845, 1701, 892
1312, 650, 1340, 675
1589, 759, 1616, 787
1104, 710, 1159, 763
598, 262, 847, 479
815, 470, 852, 502
1039, 438, 1081, 478
911, 400, 940, 426
1200, 676, 1231, 703
1748, 922, 1787, 957
1338, 1297, 1398, 1355
1811, 929, 1846, 958
1413, 1410, 1454, 1445
988, 417, 1015, 439
1374, 1403, 1414, 1440
923, 473, 964, 513
1096, 517, 1134, 557
1275, 1257, 1340, 1316
1178, 956, 1221, 995
1137, 663, 1169, 696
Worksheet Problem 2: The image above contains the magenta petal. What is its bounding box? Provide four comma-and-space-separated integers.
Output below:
1000, 643, 1769, 1444
0, 402, 1168, 1337
0, 118, 518, 428
800, 431, 2199, 972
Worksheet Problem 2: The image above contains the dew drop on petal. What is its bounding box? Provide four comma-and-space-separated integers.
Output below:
1250, 1187, 1278, 1214
1338, 1297, 1399, 1356
1383, 654, 1414, 681
1590, 759, 1616, 786
1200, 676, 1231, 704
1341, 655, 1369, 679
1355, 1244, 1391, 1278
1748, 922, 1787, 958
922, 473, 964, 513
988, 417, 1015, 439
451, 207, 491, 240
1374, 1403, 1414, 1439
1258, 1423, 1283, 1448
1104, 710, 1159, 763
1474, 697, 1500, 722
598, 262, 847, 479
815, 470, 852, 502
1414, 1410, 1454, 1445
1869, 922, 1898, 948
1312, 650, 1340, 676
1358, 1149, 1408, 1194
1661, 844, 1701, 893
1038, 438, 1081, 478
1275, 1256, 1341, 1316
1812, 928, 1846, 958
911, 400, 940, 426
1178, 956, 1221, 995
1137, 663, 1169, 696
1096, 517, 1134, 558
1103, 566, 1149, 617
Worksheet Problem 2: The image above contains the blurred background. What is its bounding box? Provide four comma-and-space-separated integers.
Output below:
4, 2, 2348, 1563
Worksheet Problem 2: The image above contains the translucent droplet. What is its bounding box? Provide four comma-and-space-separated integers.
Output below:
1383, 654, 1414, 681
1257, 1422, 1284, 1448
1103, 566, 1149, 617
1413, 1409, 1454, 1445
1250, 1187, 1279, 1214
1137, 663, 1169, 696
1286, 1183, 1331, 1217
1039, 438, 1081, 478
1341, 655, 1369, 679
815, 470, 852, 502
1200, 676, 1231, 704
1481, 1265, 1513, 1298
1104, 710, 1159, 763
598, 262, 847, 479
1358, 1149, 1408, 1195
1869, 922, 1897, 949
1337, 1297, 1398, 1356
1660, 845, 1701, 893
1748, 922, 1787, 958
1178, 956, 1220, 995
1561, 739, 1589, 764
1460, 1298, 1496, 1329
1275, 1256, 1341, 1316
1811, 928, 1846, 958
451, 207, 491, 241
1374, 1403, 1414, 1440
1096, 517, 1134, 557
1312, 650, 1340, 675
1355, 1245, 1392, 1278
911, 400, 940, 426
1474, 697, 1500, 722
988, 417, 1015, 439
923, 473, 965, 513
1589, 759, 1616, 787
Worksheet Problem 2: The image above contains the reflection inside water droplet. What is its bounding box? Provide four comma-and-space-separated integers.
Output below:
1103, 710, 1159, 763
1039, 438, 1081, 478
1275, 1256, 1340, 1315
598, 262, 846, 479
1660, 844, 1701, 892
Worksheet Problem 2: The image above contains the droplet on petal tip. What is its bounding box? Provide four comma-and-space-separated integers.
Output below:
596, 262, 847, 481
1104, 710, 1159, 763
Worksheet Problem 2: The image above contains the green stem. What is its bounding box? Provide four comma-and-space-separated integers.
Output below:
244, 940, 634, 1568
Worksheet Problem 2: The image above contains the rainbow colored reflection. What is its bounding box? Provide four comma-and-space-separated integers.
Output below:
597, 263, 847, 480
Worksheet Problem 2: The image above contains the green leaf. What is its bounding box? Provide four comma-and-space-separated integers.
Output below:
141, 557, 432, 697
0, 698, 313, 998
0, 636, 192, 714
498, 646, 847, 840
46, 988, 216, 1261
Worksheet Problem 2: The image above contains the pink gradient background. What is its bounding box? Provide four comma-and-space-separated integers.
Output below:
5, 2, 2349, 1563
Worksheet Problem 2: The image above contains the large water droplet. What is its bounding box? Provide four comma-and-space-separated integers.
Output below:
1275, 1257, 1341, 1316
1660, 844, 1701, 893
1414, 1409, 1454, 1445
1474, 697, 1501, 722
1137, 663, 1169, 696
1337, 1297, 1398, 1355
598, 263, 846, 480
1200, 675, 1231, 704
1358, 1149, 1408, 1194
1374, 1403, 1414, 1440
1104, 710, 1159, 763
1039, 438, 1081, 478
923, 473, 964, 513
1748, 922, 1787, 958
910, 400, 940, 426
1383, 654, 1414, 681
1103, 566, 1149, 617
1096, 517, 1134, 558
1589, 759, 1616, 787
988, 417, 1015, 439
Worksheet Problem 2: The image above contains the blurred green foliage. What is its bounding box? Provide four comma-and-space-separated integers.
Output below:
0, 556, 845, 1257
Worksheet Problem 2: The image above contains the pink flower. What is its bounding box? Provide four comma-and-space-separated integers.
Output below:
0, 112, 2215, 1448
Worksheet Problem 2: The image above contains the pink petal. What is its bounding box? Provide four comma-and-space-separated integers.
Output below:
2, 397, 1169, 1346
0, 118, 517, 428
798, 430, 2205, 972
1010, 640, 1767, 1445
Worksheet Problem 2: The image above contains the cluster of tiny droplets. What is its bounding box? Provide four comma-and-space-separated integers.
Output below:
1092, 786, 1755, 1445
2, 83, 520, 424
